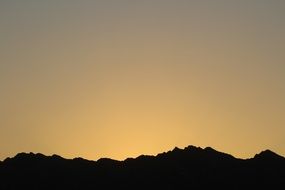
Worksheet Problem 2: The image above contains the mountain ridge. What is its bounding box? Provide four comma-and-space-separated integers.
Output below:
2, 145, 284, 163
1, 145, 285, 189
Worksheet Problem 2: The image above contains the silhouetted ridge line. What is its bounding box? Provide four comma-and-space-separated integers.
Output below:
254, 149, 284, 159
1, 145, 285, 189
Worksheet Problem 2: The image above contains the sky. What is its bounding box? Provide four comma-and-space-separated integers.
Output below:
1, 0, 285, 161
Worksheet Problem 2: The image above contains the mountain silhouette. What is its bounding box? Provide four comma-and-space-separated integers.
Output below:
1, 145, 285, 189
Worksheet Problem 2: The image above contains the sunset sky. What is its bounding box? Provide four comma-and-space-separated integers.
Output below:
1, 0, 285, 160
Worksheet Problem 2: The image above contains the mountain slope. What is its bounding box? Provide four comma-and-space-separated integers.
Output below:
0, 146, 284, 189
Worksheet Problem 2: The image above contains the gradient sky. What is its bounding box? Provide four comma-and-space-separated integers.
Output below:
1, 0, 285, 160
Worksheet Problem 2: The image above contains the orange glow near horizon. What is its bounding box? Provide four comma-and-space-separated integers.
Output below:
1, 1, 285, 161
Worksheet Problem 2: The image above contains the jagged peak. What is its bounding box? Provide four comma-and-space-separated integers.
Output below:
14, 152, 45, 159
172, 146, 182, 152
184, 145, 201, 150
254, 149, 285, 160
97, 157, 120, 164
3, 152, 67, 163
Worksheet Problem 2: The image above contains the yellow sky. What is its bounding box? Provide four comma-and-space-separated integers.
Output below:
1, 1, 285, 160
